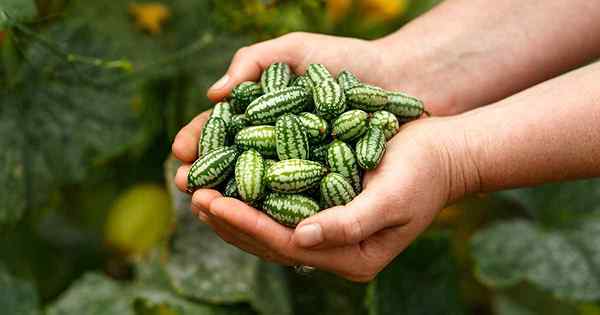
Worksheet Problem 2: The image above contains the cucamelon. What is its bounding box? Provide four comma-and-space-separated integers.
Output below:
346, 84, 388, 112
223, 177, 239, 198
245, 86, 310, 124
327, 140, 362, 193
188, 146, 239, 190
210, 101, 233, 126
262, 193, 321, 227
261, 62, 292, 93
369, 110, 400, 140
297, 112, 328, 144
320, 173, 357, 208
275, 114, 309, 160
310, 143, 330, 164
264, 159, 277, 170
291, 75, 314, 94
331, 109, 369, 142
227, 114, 249, 139
314, 79, 346, 120
336, 70, 361, 91
306, 63, 333, 85
231, 81, 263, 113
234, 125, 277, 157
198, 116, 227, 158
356, 127, 386, 170
235, 149, 265, 203
385, 91, 425, 118
265, 159, 328, 193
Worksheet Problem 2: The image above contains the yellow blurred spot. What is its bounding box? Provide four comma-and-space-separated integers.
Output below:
360, 0, 407, 21
128, 3, 171, 34
434, 205, 464, 225
327, 0, 352, 23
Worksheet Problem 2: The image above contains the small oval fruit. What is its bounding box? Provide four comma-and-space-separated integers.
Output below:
314, 79, 346, 120
275, 114, 309, 160
188, 146, 239, 190
321, 173, 357, 208
246, 86, 310, 124
385, 91, 426, 118
310, 143, 330, 164
265, 159, 328, 193
210, 101, 233, 126
356, 127, 386, 170
306, 63, 333, 85
261, 62, 292, 93
235, 149, 265, 203
297, 112, 328, 144
262, 193, 321, 227
234, 125, 277, 157
327, 140, 362, 193
291, 75, 314, 94
331, 109, 369, 142
231, 81, 263, 113
227, 114, 249, 139
223, 177, 239, 198
369, 110, 400, 140
346, 83, 388, 112
336, 70, 361, 91
198, 116, 227, 158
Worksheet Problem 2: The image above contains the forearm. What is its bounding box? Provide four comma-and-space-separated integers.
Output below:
443, 61, 600, 198
376, 0, 600, 115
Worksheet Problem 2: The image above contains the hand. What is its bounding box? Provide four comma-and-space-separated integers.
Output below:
172, 117, 471, 281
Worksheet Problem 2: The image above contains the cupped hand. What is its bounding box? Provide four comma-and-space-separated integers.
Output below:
172, 117, 467, 281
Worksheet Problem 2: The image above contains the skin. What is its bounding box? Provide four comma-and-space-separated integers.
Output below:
172, 0, 600, 281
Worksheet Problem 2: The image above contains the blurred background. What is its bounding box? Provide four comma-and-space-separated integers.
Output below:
1, 0, 600, 314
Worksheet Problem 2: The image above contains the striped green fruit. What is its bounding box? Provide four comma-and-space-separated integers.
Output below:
385, 91, 426, 118
306, 63, 333, 85
234, 125, 277, 157
198, 116, 227, 158
210, 101, 233, 126
320, 173, 357, 208
356, 127, 386, 170
262, 193, 321, 227
223, 177, 239, 198
346, 84, 388, 112
264, 159, 277, 169
336, 70, 361, 91
231, 81, 263, 113
188, 146, 239, 190
275, 114, 309, 160
314, 79, 346, 120
261, 62, 292, 93
291, 75, 314, 94
327, 140, 362, 193
235, 149, 265, 203
310, 143, 330, 164
331, 109, 369, 142
245, 86, 310, 124
370, 110, 400, 140
227, 114, 249, 138
265, 159, 328, 193
297, 112, 328, 144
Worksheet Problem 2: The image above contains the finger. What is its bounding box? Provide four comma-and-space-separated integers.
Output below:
191, 189, 221, 216
207, 34, 306, 102
172, 111, 211, 162
292, 186, 411, 249
175, 165, 192, 193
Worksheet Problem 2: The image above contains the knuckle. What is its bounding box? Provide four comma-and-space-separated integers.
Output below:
342, 215, 364, 244
233, 46, 250, 59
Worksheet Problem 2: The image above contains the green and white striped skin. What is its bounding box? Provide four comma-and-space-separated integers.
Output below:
235, 149, 265, 203
385, 91, 425, 118
355, 127, 386, 170
369, 110, 400, 140
245, 86, 310, 125
297, 112, 328, 144
310, 143, 330, 164
227, 114, 249, 139
264, 159, 277, 170
346, 84, 388, 112
331, 109, 369, 142
314, 79, 347, 120
223, 177, 239, 198
291, 75, 314, 94
187, 146, 239, 190
327, 140, 362, 193
262, 193, 321, 227
320, 173, 357, 208
261, 63, 292, 93
265, 159, 328, 193
306, 63, 333, 85
234, 125, 277, 157
275, 114, 309, 160
336, 70, 361, 91
198, 116, 227, 158
231, 81, 263, 114
210, 101, 233, 126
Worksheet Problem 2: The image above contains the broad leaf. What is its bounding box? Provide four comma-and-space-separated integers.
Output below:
0, 263, 40, 315
0, 0, 36, 29
471, 215, 600, 301
367, 233, 465, 315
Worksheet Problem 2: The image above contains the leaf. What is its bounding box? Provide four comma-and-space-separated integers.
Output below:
0, 0, 37, 29
0, 263, 40, 315
367, 232, 465, 315
471, 215, 600, 301
133, 287, 251, 315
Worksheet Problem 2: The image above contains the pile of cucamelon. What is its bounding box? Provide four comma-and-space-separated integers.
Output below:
187, 63, 426, 227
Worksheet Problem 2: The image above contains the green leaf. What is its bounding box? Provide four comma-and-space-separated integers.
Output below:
133, 287, 251, 315
471, 215, 600, 301
0, 263, 40, 315
0, 0, 36, 29
367, 233, 465, 315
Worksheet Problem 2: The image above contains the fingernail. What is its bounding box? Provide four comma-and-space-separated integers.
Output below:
295, 224, 323, 247
210, 74, 229, 91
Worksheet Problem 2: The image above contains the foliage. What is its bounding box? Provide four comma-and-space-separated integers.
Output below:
1, 1, 600, 315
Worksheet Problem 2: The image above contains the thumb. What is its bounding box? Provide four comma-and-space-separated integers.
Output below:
292, 188, 411, 249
